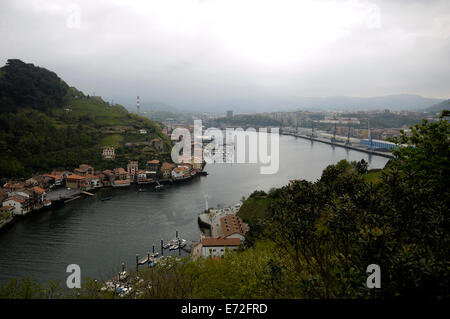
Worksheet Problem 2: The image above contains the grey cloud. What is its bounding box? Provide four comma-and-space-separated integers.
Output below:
0, 0, 448, 112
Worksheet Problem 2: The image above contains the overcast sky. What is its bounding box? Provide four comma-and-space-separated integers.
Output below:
1, 0, 449, 112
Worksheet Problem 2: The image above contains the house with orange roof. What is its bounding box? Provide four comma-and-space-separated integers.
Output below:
42, 174, 64, 186
160, 162, 176, 179
66, 174, 89, 190
101, 170, 115, 186
74, 164, 94, 176
220, 214, 247, 242
146, 159, 160, 172
2, 195, 32, 216
137, 170, 155, 184
85, 174, 102, 189
113, 167, 129, 180
3, 182, 26, 192
171, 165, 191, 180
32, 186, 47, 203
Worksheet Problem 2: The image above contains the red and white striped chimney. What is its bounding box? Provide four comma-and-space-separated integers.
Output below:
137, 96, 140, 114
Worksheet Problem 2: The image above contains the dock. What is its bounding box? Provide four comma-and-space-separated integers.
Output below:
282, 132, 394, 158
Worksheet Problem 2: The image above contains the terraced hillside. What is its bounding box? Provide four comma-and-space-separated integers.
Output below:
0, 59, 172, 180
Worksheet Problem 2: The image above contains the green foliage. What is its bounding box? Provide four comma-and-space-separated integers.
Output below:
0, 59, 171, 180
0, 59, 69, 113
244, 111, 450, 298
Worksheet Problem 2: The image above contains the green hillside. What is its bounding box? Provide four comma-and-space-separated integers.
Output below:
425, 99, 450, 113
0, 59, 172, 180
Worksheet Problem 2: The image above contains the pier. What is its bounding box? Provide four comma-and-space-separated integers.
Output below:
281, 131, 394, 159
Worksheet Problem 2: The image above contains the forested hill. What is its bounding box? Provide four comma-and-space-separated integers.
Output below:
0, 59, 69, 113
0, 59, 172, 180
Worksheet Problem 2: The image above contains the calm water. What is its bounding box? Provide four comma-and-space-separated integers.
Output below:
0, 135, 389, 285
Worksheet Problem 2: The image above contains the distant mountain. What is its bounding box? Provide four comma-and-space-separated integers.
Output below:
290, 94, 444, 112
185, 94, 445, 114
424, 99, 450, 113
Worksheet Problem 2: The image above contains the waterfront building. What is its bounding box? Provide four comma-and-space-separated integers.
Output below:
139, 129, 147, 134
33, 175, 53, 189
147, 160, 160, 172
66, 174, 89, 190
42, 174, 64, 186
171, 165, 192, 180
32, 186, 46, 203
201, 237, 240, 258
51, 171, 71, 179
160, 162, 176, 179
2, 196, 32, 216
127, 160, 139, 181
85, 175, 102, 189
102, 170, 115, 186
3, 182, 26, 192
114, 168, 129, 180
112, 180, 131, 188
74, 164, 94, 176
220, 214, 247, 242
360, 139, 400, 151
137, 170, 154, 184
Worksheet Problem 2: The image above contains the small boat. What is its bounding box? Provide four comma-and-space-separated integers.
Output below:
170, 245, 179, 250
101, 196, 112, 201
151, 252, 159, 258
163, 243, 171, 249
155, 184, 163, 190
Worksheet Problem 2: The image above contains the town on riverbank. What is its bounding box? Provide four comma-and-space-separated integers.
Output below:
0, 149, 207, 231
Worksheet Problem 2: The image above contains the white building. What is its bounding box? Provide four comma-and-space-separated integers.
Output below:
201, 237, 241, 258
102, 146, 115, 160
88, 176, 102, 188
2, 196, 30, 216
171, 165, 191, 180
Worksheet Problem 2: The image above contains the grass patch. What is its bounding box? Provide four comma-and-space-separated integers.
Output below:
363, 168, 383, 183
100, 134, 124, 147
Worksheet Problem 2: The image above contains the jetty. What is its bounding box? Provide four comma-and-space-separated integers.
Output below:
281, 131, 394, 158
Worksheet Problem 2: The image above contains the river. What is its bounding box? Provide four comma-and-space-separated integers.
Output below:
0, 135, 389, 285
